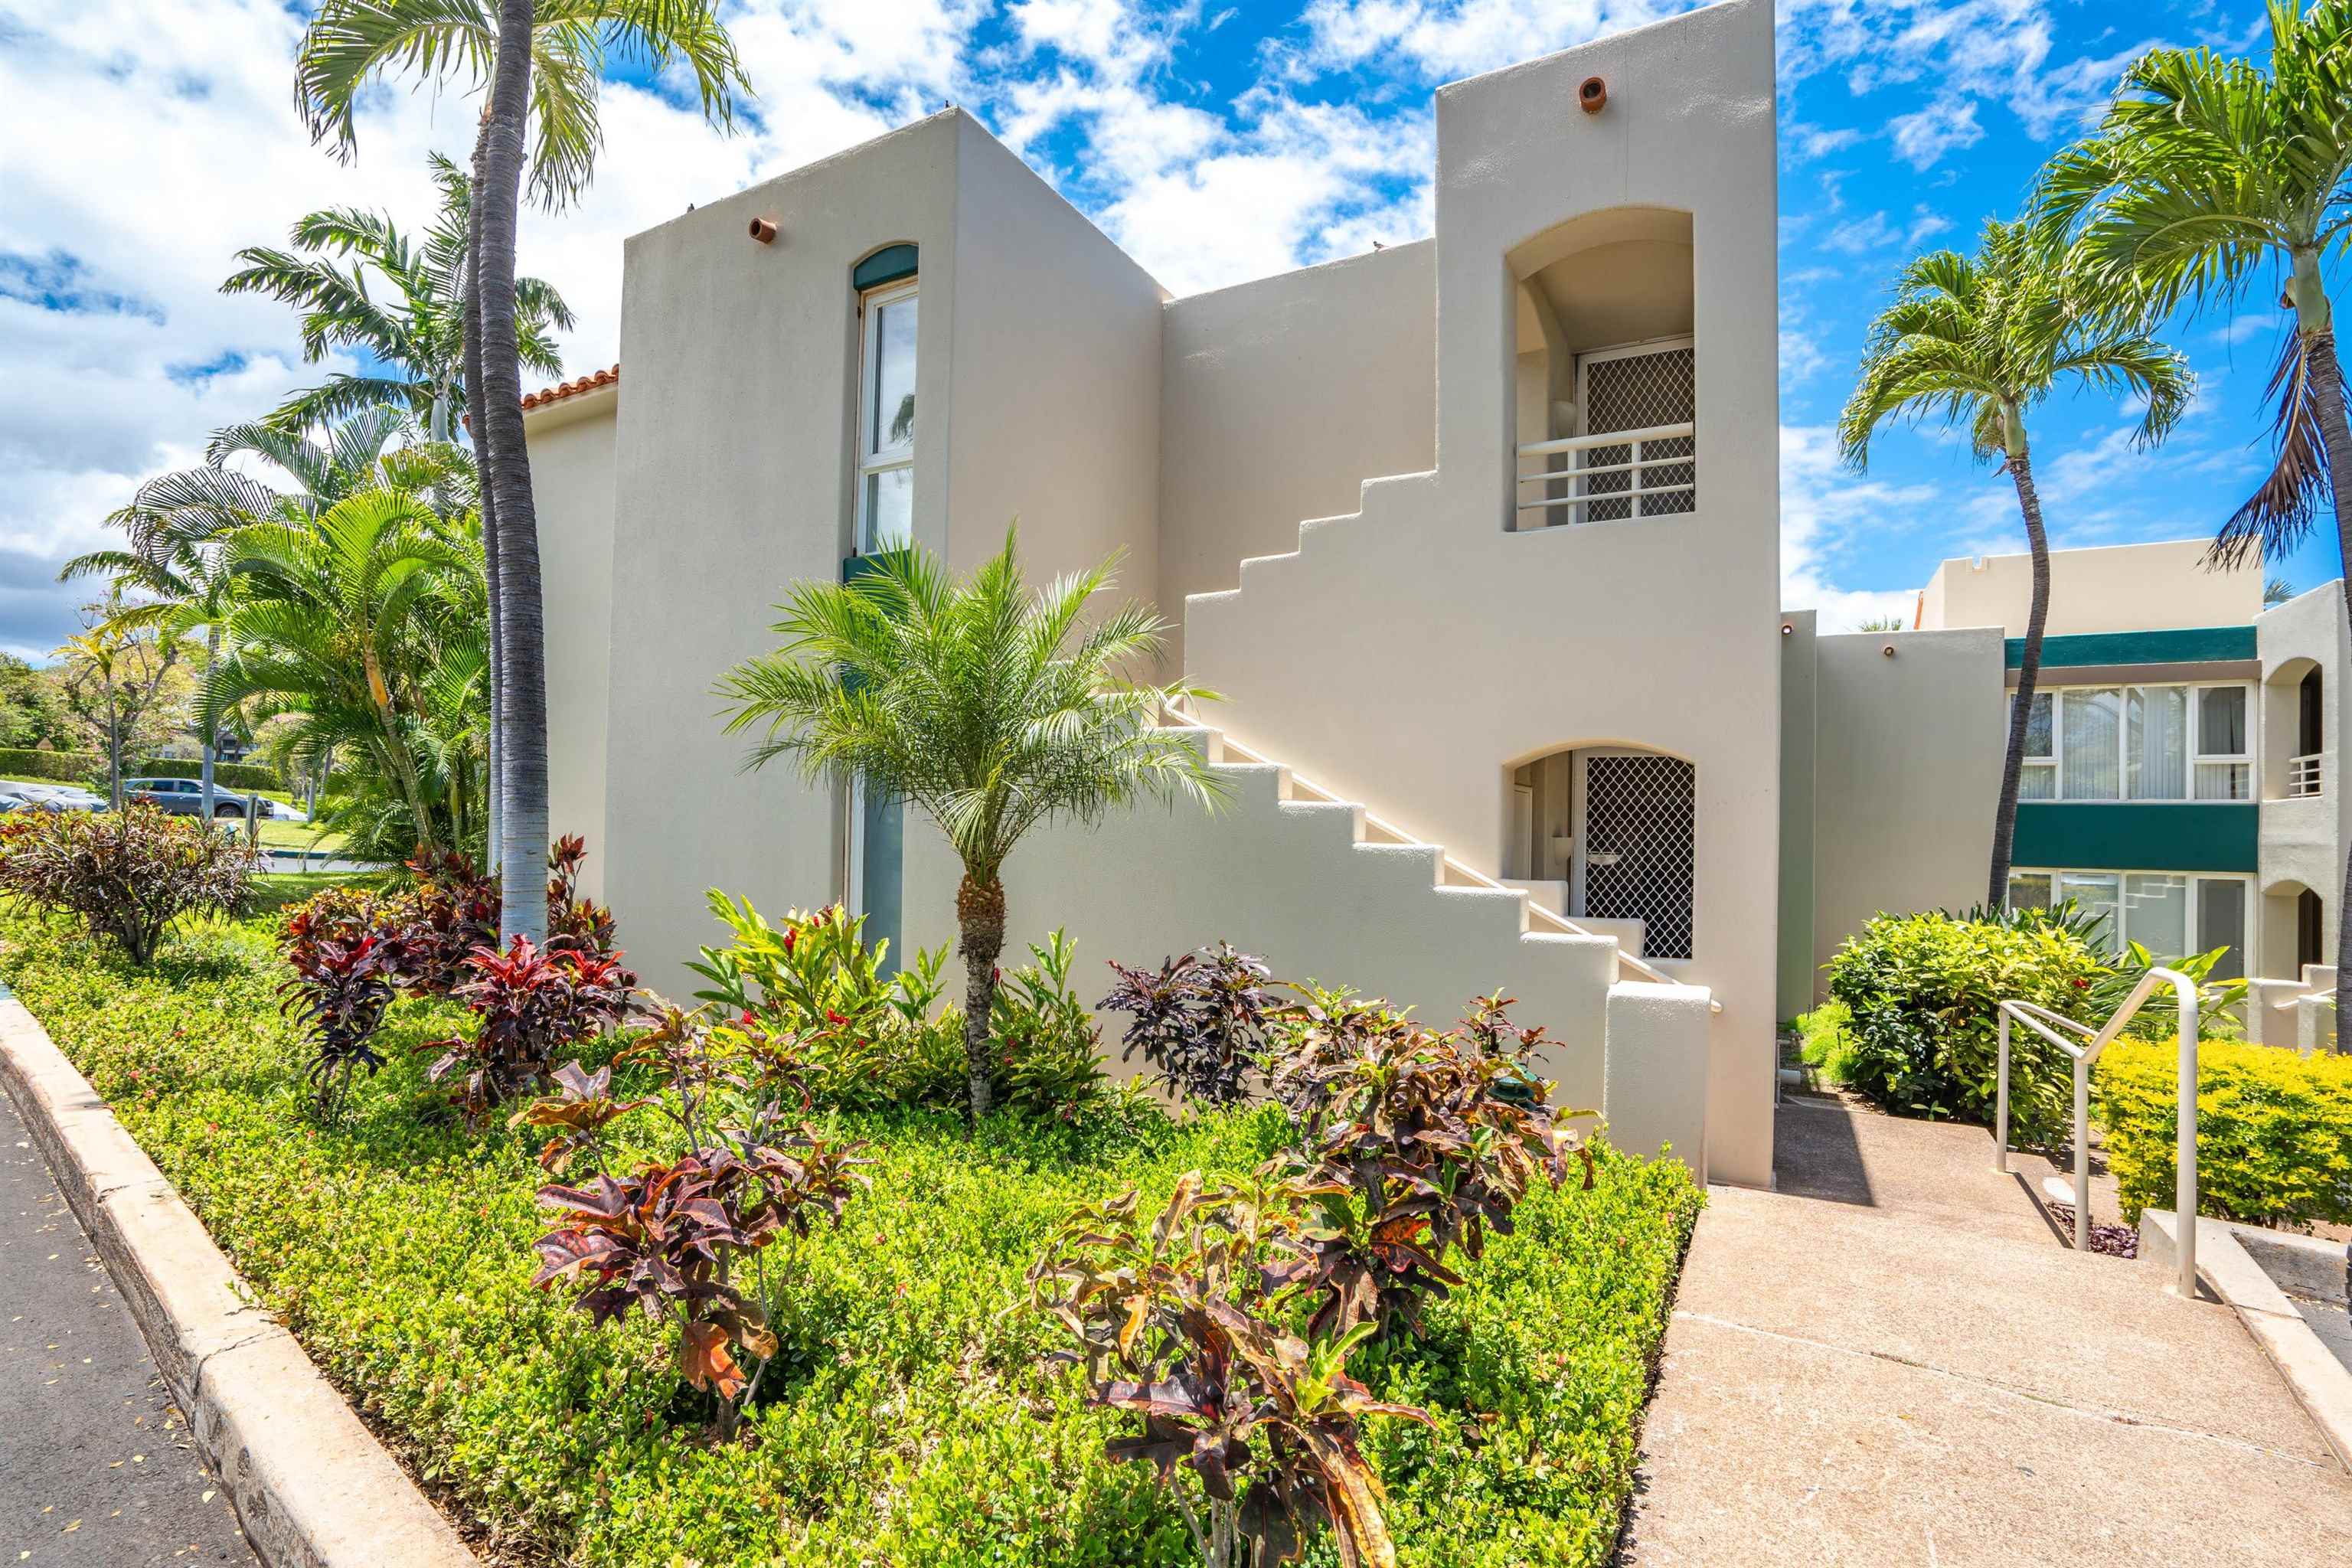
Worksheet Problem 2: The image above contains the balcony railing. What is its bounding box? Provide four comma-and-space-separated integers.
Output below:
1517, 422, 1696, 522
2289, 752, 2324, 798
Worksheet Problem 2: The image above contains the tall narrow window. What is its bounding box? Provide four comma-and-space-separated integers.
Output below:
2126, 686, 2187, 800
2300, 888, 2325, 972
2194, 877, 2246, 982
2019, 691, 2056, 800
2060, 689, 2122, 801
2193, 684, 2251, 799
856, 279, 917, 553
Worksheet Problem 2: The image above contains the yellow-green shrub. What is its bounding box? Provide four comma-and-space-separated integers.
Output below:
2095, 1038, 2352, 1227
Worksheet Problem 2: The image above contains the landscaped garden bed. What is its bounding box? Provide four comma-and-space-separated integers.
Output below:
0, 878, 1701, 1568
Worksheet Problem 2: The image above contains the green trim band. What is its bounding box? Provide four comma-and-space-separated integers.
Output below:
2004, 626, 2256, 670
2011, 801, 2259, 873
852, 243, 918, 291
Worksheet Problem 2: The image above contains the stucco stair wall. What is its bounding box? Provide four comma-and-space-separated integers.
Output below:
908, 720, 1713, 1172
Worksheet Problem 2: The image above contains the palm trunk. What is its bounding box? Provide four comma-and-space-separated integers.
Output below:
1988, 415, 2049, 910
480, 0, 548, 946
199, 624, 219, 825
465, 119, 505, 884
956, 872, 1004, 1128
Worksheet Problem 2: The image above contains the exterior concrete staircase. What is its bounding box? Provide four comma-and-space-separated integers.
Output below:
1160, 704, 1677, 991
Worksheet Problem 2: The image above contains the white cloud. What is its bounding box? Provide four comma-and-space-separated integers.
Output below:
1298, 0, 1693, 80
1779, 423, 1938, 629
1886, 94, 1981, 169
1822, 211, 1900, 255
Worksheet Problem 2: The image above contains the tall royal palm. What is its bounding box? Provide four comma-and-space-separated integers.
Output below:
2038, 0, 2352, 1022
294, 0, 747, 943
1840, 220, 2191, 906
221, 153, 573, 439
717, 534, 1223, 1126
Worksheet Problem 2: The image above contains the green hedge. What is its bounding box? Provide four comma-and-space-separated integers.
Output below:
0, 749, 282, 791
2096, 1038, 2352, 1228
0, 904, 1704, 1566
1825, 910, 2105, 1144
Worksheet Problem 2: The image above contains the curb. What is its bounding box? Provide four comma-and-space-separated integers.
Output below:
0, 991, 478, 1568
2141, 1208, 2352, 1474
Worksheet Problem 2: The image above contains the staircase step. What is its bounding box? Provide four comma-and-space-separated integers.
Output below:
1211, 760, 1291, 805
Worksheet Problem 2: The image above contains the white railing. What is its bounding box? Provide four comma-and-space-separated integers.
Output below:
2290, 752, 2323, 798
1516, 422, 1695, 519
1996, 968, 2200, 1297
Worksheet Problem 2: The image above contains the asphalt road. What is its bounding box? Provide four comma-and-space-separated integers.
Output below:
0, 1086, 256, 1566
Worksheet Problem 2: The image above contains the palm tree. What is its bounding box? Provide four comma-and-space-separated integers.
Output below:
64, 408, 466, 821
716, 534, 1224, 1125
293, 0, 749, 947
2037, 0, 2352, 1022
1839, 219, 2192, 906
203, 490, 489, 860
220, 154, 573, 439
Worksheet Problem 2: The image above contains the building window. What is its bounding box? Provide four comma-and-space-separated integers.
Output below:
2007, 867, 2249, 976
2299, 888, 2325, 972
855, 278, 917, 553
2009, 681, 2254, 802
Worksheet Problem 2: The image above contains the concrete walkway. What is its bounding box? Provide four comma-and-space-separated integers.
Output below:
1624, 1096, 2352, 1566
0, 1086, 255, 1566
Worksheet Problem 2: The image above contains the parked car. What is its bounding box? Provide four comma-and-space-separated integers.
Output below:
122, 777, 270, 819
0, 782, 108, 813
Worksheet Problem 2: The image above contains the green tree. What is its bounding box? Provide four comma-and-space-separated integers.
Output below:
1839, 219, 2191, 906
53, 595, 198, 807
202, 490, 489, 859
0, 655, 75, 752
294, 0, 749, 946
220, 153, 573, 439
717, 534, 1223, 1125
2038, 0, 2352, 1021
65, 408, 469, 822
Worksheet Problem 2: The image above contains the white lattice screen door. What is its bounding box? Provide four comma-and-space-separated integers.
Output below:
1576, 750, 1696, 959
1575, 338, 1695, 521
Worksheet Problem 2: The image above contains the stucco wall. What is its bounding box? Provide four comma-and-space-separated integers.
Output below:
942, 116, 1166, 580
2256, 580, 2350, 978
1182, 0, 1783, 1184
601, 115, 962, 995
1156, 243, 1436, 676
1807, 628, 2006, 998
1777, 611, 1818, 1019
1919, 540, 2262, 637
521, 391, 618, 902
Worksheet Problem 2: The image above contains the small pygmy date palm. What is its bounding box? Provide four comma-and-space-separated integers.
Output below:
1839, 219, 2190, 907
717, 531, 1223, 1126
2037, 0, 2352, 1026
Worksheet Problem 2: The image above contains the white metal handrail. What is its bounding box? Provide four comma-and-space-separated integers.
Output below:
2289, 752, 2323, 798
1995, 969, 2200, 1296
1516, 422, 1695, 518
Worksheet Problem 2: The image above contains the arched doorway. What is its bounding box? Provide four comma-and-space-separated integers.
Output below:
1507, 745, 1696, 959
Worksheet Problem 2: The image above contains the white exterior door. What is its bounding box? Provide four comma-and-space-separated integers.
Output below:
1575, 750, 1697, 959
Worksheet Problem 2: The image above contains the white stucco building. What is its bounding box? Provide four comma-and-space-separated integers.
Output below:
524, 0, 1777, 1184
518, 0, 2352, 1189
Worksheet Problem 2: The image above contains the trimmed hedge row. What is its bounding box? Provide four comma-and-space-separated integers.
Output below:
0, 748, 282, 792
2096, 1038, 2352, 1230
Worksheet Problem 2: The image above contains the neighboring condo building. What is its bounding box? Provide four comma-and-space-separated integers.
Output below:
1781, 538, 2344, 1042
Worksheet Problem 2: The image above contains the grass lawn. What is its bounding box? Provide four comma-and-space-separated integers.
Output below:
252, 816, 349, 854
0, 900, 1704, 1568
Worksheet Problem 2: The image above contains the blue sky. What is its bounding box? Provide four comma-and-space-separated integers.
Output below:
0, 0, 2328, 657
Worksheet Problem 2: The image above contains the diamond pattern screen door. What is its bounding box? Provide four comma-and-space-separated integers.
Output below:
1576, 339, 1695, 522
1577, 751, 1695, 959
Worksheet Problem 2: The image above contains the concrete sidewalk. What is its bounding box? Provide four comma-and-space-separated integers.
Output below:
1623, 1099, 2352, 1566
0, 1085, 255, 1566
